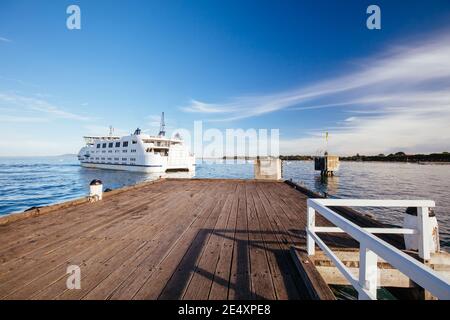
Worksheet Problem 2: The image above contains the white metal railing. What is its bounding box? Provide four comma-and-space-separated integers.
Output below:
306, 198, 450, 300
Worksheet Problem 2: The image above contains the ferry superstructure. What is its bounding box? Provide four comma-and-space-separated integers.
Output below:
77, 114, 195, 173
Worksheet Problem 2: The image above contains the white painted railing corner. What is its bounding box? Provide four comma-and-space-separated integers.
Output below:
305, 198, 450, 300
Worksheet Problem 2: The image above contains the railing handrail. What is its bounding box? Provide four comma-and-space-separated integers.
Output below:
307, 198, 450, 300
312, 198, 435, 208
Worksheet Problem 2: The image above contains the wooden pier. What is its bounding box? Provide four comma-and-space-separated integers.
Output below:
0, 179, 447, 300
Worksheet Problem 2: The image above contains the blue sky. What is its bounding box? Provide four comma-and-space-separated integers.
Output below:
1, 0, 450, 156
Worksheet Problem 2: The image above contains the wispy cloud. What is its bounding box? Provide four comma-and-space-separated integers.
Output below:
0, 115, 49, 123
281, 109, 450, 155
146, 114, 164, 128
0, 76, 40, 88
182, 33, 450, 120
142, 114, 175, 134
83, 125, 129, 136
182, 31, 450, 154
0, 36, 11, 43
0, 92, 92, 121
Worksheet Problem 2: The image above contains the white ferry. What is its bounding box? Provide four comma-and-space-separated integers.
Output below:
77, 114, 195, 173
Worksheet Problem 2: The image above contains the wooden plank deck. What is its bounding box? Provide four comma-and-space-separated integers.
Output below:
0, 179, 355, 300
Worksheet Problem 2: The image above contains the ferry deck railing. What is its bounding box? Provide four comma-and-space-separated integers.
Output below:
306, 199, 450, 300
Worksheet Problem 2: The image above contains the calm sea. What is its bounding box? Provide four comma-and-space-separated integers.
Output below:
0, 156, 448, 248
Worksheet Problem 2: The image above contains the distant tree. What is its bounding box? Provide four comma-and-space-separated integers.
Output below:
395, 152, 406, 156
378, 153, 385, 157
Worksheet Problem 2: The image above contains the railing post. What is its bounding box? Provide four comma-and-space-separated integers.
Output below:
417, 206, 431, 260
359, 243, 378, 300
307, 206, 316, 256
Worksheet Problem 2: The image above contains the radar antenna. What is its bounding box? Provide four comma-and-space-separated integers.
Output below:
109, 125, 114, 136
158, 112, 166, 137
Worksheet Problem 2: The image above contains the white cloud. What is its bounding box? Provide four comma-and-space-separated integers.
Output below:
146, 114, 163, 128
0, 115, 49, 123
181, 100, 235, 114
83, 125, 129, 136
0, 76, 40, 88
142, 114, 176, 135
0, 92, 91, 121
0, 36, 11, 43
182, 31, 450, 154
281, 111, 450, 155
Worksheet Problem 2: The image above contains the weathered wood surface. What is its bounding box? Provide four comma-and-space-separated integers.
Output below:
290, 247, 336, 300
309, 248, 414, 288
0, 178, 376, 300
0, 178, 166, 226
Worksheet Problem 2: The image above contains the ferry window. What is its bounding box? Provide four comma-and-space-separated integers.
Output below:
132, 140, 137, 144
123, 141, 129, 147
97, 144, 100, 148
131, 149, 136, 153
108, 142, 113, 148
102, 143, 106, 148
123, 150, 127, 153
122, 158, 127, 161
115, 142, 120, 147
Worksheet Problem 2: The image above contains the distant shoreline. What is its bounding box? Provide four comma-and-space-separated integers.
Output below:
281, 159, 450, 165
280, 152, 450, 163
2, 153, 450, 164
0, 154, 77, 158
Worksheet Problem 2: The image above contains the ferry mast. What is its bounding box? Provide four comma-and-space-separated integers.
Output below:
158, 112, 166, 137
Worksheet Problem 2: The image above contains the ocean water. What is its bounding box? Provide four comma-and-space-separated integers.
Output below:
284, 160, 450, 249
0, 156, 253, 216
0, 156, 448, 248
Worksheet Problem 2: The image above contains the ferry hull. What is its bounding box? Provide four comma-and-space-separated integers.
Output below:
80, 162, 194, 173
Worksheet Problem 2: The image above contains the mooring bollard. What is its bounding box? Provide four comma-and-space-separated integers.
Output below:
403, 207, 440, 257
89, 179, 103, 201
